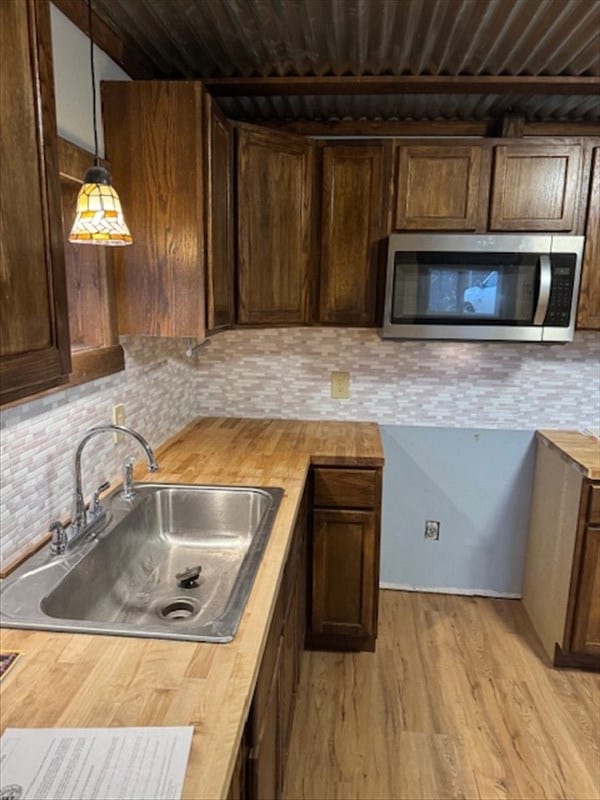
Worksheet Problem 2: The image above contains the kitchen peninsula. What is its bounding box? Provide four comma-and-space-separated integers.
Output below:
0, 417, 383, 800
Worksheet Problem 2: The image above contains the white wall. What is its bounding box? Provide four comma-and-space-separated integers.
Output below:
50, 3, 130, 156
380, 427, 536, 597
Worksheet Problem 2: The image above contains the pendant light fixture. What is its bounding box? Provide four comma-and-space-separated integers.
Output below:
69, 0, 132, 246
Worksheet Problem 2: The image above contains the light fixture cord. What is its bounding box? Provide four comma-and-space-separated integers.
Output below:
88, 0, 99, 165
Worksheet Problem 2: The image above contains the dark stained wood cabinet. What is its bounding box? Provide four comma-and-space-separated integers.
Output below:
569, 484, 600, 660
237, 125, 315, 325
395, 144, 489, 231
0, 0, 71, 405
318, 144, 386, 324
308, 467, 382, 652
577, 147, 600, 330
246, 488, 307, 800
490, 144, 582, 231
102, 81, 206, 338
227, 738, 247, 800
205, 93, 235, 332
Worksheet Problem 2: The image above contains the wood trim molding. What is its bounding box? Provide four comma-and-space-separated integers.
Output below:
264, 119, 495, 137
205, 74, 600, 97
51, 0, 154, 79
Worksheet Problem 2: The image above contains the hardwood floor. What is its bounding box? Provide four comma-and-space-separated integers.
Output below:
283, 590, 600, 800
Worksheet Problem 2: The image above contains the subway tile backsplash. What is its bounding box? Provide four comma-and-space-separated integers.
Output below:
1, 328, 598, 568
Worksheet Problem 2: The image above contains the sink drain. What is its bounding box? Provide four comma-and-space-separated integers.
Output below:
159, 598, 199, 621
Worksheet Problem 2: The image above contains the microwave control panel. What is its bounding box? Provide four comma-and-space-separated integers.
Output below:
544, 255, 576, 327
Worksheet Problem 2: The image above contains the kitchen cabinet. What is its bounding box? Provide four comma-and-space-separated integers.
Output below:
577, 147, 600, 330
308, 467, 382, 651
205, 93, 235, 332
523, 433, 599, 670
227, 739, 247, 800
490, 144, 582, 231
0, 0, 71, 405
246, 488, 307, 800
569, 486, 600, 658
102, 81, 207, 338
318, 144, 387, 324
395, 144, 490, 231
236, 125, 316, 325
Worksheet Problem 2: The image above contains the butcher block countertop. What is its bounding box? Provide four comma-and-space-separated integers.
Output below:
0, 417, 383, 800
537, 430, 600, 480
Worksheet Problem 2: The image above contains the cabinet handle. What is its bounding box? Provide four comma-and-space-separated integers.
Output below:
533, 254, 551, 325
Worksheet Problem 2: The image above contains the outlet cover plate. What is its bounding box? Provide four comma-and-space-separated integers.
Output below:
424, 520, 440, 540
331, 371, 350, 399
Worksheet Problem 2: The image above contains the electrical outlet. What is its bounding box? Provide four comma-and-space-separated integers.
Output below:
331, 371, 350, 399
112, 403, 125, 443
424, 520, 440, 540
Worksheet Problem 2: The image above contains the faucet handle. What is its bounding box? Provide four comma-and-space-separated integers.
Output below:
91, 480, 110, 515
49, 521, 67, 556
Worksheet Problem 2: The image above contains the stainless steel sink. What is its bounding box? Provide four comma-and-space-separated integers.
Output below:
0, 484, 283, 643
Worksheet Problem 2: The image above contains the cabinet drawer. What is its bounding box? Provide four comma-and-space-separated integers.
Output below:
313, 468, 376, 509
588, 485, 600, 525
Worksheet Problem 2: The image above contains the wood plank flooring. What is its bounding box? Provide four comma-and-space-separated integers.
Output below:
283, 590, 600, 800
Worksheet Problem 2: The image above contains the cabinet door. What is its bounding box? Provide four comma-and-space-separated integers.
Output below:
577, 147, 600, 330
319, 145, 384, 324
237, 126, 315, 324
395, 144, 488, 231
0, 0, 71, 405
280, 566, 299, 761
248, 640, 281, 800
205, 94, 235, 332
227, 738, 246, 800
311, 509, 377, 640
490, 145, 582, 231
570, 526, 600, 657
102, 81, 206, 338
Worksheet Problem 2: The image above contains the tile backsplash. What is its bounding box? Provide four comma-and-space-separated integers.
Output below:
1, 328, 598, 568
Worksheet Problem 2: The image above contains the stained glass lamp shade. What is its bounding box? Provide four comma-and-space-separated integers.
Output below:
69, 165, 132, 246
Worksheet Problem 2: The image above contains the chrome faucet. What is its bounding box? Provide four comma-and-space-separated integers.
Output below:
69, 424, 159, 543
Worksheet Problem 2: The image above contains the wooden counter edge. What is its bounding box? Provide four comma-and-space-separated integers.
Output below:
537, 430, 600, 480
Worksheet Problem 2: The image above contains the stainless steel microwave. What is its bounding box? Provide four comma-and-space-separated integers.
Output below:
382, 233, 584, 342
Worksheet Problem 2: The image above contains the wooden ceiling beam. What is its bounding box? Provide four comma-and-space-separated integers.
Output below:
204, 75, 600, 97
263, 119, 496, 136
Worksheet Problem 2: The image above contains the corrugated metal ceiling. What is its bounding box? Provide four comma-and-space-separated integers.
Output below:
92, 0, 600, 122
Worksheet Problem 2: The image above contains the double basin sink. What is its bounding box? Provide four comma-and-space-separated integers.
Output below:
0, 483, 283, 643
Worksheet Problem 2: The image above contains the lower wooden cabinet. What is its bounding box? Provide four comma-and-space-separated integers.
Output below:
227, 738, 247, 800
307, 467, 382, 652
523, 436, 599, 671
228, 466, 382, 799
240, 489, 307, 800
569, 487, 600, 658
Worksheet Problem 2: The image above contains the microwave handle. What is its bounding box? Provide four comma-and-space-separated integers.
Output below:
533, 255, 552, 325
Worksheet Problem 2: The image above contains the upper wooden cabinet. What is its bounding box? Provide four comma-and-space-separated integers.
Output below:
0, 0, 71, 405
577, 147, 600, 330
102, 81, 206, 338
237, 126, 315, 325
205, 94, 235, 332
490, 144, 582, 231
319, 144, 386, 325
395, 144, 489, 231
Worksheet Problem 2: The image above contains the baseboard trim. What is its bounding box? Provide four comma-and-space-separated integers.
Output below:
379, 581, 521, 600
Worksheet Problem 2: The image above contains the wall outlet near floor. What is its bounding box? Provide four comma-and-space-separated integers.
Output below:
424, 520, 440, 540
112, 403, 126, 442
331, 371, 350, 399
